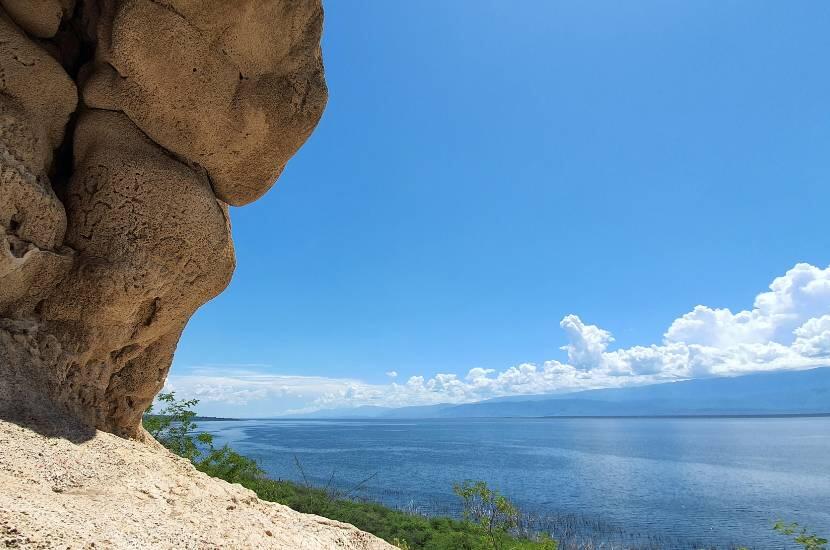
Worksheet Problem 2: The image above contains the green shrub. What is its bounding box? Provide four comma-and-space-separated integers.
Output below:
773, 521, 828, 550
453, 480, 519, 550
144, 392, 203, 461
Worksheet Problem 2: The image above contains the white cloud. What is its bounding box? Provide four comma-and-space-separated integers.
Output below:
385, 370, 398, 378
665, 263, 830, 347
793, 315, 830, 358
163, 367, 371, 416
560, 314, 614, 370
169, 263, 830, 416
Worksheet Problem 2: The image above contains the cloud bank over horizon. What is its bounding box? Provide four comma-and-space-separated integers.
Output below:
167, 263, 830, 416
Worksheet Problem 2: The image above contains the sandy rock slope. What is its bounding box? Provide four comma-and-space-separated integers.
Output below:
0, 418, 394, 550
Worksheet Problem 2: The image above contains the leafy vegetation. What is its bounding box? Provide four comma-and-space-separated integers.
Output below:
144, 393, 828, 550
773, 521, 828, 550
144, 393, 207, 461
143, 393, 557, 549
452, 480, 556, 550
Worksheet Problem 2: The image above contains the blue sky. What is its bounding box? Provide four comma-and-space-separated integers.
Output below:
169, 1, 830, 416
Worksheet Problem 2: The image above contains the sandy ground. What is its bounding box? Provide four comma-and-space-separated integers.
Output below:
0, 417, 395, 549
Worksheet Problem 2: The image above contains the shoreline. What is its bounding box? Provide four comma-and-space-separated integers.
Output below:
220, 412, 830, 421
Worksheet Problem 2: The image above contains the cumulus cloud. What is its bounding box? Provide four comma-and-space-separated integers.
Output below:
385, 371, 398, 378
169, 263, 830, 415
665, 263, 830, 347
560, 314, 614, 370
793, 315, 830, 358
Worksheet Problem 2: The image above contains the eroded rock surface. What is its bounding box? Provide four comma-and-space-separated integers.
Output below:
0, 1, 327, 438
85, 0, 327, 205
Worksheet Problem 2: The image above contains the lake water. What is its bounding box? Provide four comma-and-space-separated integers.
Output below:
199, 417, 830, 549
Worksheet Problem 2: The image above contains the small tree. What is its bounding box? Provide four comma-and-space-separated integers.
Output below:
453, 480, 519, 550
773, 521, 828, 550
143, 392, 265, 483
144, 392, 203, 461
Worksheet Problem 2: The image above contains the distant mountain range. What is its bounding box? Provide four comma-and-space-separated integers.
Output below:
283, 367, 830, 419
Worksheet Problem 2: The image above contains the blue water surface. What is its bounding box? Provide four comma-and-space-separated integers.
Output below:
199, 417, 830, 549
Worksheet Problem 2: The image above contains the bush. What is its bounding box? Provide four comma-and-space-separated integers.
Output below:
773, 521, 828, 550
144, 392, 204, 461
453, 480, 519, 550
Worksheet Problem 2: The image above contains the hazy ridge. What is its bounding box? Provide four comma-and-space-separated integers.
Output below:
284, 367, 830, 419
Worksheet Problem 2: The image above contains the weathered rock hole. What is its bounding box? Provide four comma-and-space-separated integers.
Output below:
142, 298, 160, 327
8, 236, 28, 259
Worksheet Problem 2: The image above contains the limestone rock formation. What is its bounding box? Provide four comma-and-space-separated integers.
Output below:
0, 1, 327, 438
